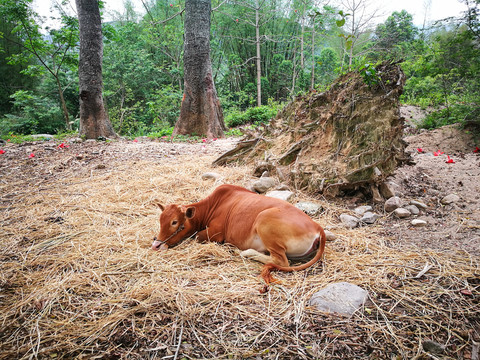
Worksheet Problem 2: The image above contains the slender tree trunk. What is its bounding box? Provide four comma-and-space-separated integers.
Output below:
174, 0, 225, 138
55, 76, 71, 130
255, 0, 262, 107
76, 0, 116, 139
310, 19, 316, 90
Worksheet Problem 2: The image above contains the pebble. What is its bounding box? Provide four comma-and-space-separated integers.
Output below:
422, 340, 445, 354
394, 208, 411, 218
404, 204, 420, 215
411, 219, 427, 227
354, 205, 373, 216
410, 200, 427, 209
295, 202, 323, 217
252, 177, 276, 193
201, 172, 221, 181
266, 190, 294, 202
384, 196, 403, 212
324, 230, 337, 241
340, 214, 359, 228
360, 211, 379, 224
379, 181, 396, 198
441, 193, 460, 205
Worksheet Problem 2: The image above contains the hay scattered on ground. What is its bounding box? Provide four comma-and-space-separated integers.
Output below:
0, 139, 478, 359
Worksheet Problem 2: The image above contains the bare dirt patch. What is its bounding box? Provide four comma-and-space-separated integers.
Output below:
382, 124, 480, 255
0, 134, 478, 359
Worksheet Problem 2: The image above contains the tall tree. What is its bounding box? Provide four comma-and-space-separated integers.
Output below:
174, 0, 225, 138
0, 0, 78, 130
75, 0, 116, 139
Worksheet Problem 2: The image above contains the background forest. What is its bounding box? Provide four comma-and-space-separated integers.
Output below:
0, 0, 479, 138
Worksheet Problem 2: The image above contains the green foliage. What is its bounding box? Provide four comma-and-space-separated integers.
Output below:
224, 105, 280, 128
0, 90, 65, 134
358, 63, 379, 87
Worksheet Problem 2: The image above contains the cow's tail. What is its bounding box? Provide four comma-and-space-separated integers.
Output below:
260, 228, 327, 285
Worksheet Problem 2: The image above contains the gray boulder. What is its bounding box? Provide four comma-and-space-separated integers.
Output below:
309, 282, 368, 316
340, 214, 359, 228
384, 196, 403, 212
252, 177, 276, 193
295, 202, 323, 217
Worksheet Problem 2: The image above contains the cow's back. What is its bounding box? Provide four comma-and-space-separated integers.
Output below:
207, 185, 319, 249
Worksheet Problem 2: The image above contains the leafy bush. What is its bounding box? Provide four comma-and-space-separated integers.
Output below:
0, 90, 66, 135
224, 105, 279, 128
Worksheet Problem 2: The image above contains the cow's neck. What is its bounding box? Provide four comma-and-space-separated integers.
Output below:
188, 195, 217, 231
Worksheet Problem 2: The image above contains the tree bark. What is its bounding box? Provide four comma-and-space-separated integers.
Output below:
76, 0, 116, 139
174, 0, 225, 139
255, 0, 262, 107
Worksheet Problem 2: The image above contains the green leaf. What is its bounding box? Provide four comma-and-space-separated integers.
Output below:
336, 18, 345, 27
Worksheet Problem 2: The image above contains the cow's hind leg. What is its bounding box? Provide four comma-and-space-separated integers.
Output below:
240, 249, 271, 264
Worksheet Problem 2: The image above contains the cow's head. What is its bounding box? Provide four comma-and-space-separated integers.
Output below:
151, 204, 196, 251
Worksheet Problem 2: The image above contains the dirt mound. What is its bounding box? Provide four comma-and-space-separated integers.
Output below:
404, 124, 477, 154
215, 62, 408, 197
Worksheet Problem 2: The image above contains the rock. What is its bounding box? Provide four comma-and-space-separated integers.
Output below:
370, 184, 383, 203
266, 190, 294, 202
410, 200, 427, 209
441, 193, 460, 205
324, 230, 337, 241
295, 202, 323, 217
339, 214, 359, 228
308, 282, 368, 316
411, 219, 427, 227
275, 184, 290, 191
354, 205, 373, 216
394, 208, 411, 218
30, 134, 54, 140
422, 340, 445, 354
253, 161, 275, 177
252, 177, 276, 193
379, 181, 396, 198
404, 204, 419, 215
360, 211, 379, 224
384, 196, 403, 212
95, 164, 106, 169
201, 172, 221, 181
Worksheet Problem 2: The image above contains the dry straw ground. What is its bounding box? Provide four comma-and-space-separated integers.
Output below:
0, 138, 478, 359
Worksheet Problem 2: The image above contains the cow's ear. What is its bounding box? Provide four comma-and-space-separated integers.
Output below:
185, 206, 196, 219
155, 203, 165, 211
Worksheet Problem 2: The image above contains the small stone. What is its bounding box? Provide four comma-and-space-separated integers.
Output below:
95, 164, 106, 169
384, 196, 403, 212
360, 211, 379, 224
394, 208, 411, 218
252, 177, 276, 193
266, 190, 294, 202
275, 184, 290, 191
404, 205, 419, 215
72, 137, 83, 143
308, 282, 368, 316
422, 340, 445, 354
411, 219, 427, 227
370, 184, 383, 203
201, 172, 221, 181
324, 230, 337, 241
295, 202, 323, 217
354, 205, 373, 216
379, 181, 396, 198
441, 194, 460, 205
410, 200, 427, 209
339, 214, 359, 228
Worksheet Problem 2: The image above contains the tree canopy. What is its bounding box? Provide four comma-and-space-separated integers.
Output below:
0, 0, 479, 137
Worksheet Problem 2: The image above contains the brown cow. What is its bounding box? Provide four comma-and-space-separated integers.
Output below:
152, 184, 326, 284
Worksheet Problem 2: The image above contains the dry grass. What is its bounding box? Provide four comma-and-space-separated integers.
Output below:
0, 139, 478, 359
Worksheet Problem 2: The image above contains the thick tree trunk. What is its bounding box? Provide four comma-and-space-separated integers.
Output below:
174, 0, 225, 139
76, 0, 116, 139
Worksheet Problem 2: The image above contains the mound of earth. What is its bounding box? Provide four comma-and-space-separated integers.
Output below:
381, 123, 480, 255
214, 62, 408, 198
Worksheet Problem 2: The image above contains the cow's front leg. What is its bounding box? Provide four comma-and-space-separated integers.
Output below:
196, 227, 224, 243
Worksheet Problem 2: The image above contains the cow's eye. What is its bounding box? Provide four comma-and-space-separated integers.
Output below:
171, 220, 178, 226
